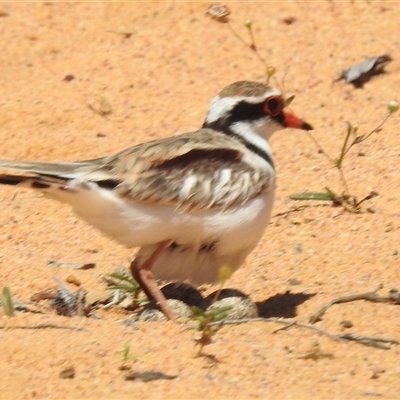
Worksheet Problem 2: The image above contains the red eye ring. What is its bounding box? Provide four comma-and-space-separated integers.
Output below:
264, 96, 284, 117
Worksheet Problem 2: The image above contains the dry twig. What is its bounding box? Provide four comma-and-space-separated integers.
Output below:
209, 316, 399, 350
309, 284, 398, 323
0, 323, 84, 331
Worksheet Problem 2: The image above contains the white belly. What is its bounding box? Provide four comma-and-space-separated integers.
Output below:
64, 182, 275, 284
72, 185, 274, 253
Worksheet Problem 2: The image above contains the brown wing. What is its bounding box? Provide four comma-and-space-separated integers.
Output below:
89, 129, 274, 211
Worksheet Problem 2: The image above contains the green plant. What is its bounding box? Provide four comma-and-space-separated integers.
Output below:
2, 287, 15, 317
105, 268, 143, 307
206, 3, 276, 84
192, 305, 232, 356
291, 101, 399, 212
116, 342, 132, 370
189, 263, 234, 356
207, 3, 398, 213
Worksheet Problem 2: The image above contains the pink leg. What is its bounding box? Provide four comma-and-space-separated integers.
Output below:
130, 240, 176, 321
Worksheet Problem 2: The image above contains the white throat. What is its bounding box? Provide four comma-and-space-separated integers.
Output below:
231, 118, 282, 151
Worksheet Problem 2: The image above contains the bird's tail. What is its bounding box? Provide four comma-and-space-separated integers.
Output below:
0, 159, 91, 179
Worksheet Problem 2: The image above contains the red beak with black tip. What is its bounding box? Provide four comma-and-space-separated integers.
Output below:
283, 110, 313, 131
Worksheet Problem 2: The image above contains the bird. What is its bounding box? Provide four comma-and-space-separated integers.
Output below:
0, 81, 312, 320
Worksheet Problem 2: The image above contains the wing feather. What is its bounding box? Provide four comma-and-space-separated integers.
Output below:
103, 129, 274, 210
0, 129, 274, 211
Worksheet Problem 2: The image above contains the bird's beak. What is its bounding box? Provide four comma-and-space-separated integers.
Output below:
283, 111, 313, 131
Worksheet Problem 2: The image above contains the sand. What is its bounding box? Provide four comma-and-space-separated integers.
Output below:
0, 2, 399, 399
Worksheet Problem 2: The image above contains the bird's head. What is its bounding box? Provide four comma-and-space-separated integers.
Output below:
204, 81, 313, 141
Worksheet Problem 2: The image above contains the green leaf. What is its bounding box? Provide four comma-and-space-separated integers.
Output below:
210, 306, 232, 321
105, 270, 142, 300
107, 272, 136, 284
107, 284, 137, 293
353, 135, 365, 144
2, 287, 15, 317
290, 192, 336, 201
191, 306, 206, 318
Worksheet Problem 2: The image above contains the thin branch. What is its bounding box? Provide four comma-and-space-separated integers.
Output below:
226, 22, 268, 71
208, 316, 399, 350
309, 284, 398, 324
0, 323, 85, 331
209, 317, 345, 342
340, 333, 399, 350
356, 112, 391, 143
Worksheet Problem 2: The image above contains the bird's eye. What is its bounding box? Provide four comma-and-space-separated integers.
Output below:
264, 96, 284, 117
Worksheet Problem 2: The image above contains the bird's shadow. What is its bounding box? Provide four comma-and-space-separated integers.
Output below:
256, 291, 315, 318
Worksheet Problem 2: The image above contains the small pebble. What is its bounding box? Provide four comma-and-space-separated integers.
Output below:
59, 367, 75, 379
340, 320, 353, 329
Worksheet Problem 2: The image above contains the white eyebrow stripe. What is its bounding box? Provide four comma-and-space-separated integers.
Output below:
205, 89, 281, 124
